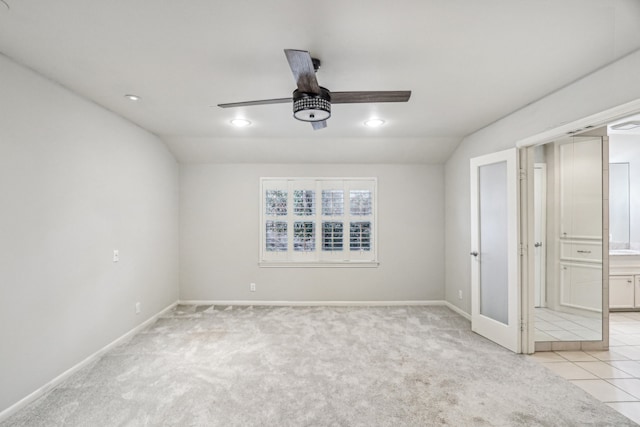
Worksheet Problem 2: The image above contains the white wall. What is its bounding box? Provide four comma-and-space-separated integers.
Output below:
445, 49, 640, 314
610, 133, 640, 245
0, 54, 179, 412
180, 164, 444, 301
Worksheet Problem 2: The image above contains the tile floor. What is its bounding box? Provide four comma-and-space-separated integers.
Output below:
530, 312, 640, 424
535, 307, 602, 341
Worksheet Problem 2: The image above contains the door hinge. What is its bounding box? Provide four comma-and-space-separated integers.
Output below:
519, 243, 526, 256
519, 169, 527, 181
520, 319, 526, 332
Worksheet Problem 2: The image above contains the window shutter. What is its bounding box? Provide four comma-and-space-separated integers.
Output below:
260, 178, 377, 266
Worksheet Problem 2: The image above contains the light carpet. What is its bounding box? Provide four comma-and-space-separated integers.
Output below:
2, 305, 634, 426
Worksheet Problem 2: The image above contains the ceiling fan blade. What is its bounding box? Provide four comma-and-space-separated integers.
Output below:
217, 97, 292, 108
311, 120, 327, 130
284, 49, 321, 94
330, 91, 412, 104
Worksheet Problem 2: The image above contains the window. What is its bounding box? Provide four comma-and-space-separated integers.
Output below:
265, 190, 288, 216
265, 221, 287, 252
350, 222, 371, 251
350, 190, 372, 216
322, 190, 344, 216
322, 221, 344, 251
293, 190, 315, 216
293, 221, 315, 251
260, 178, 377, 266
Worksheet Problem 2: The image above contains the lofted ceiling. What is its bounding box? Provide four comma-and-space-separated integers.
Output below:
1, 0, 639, 163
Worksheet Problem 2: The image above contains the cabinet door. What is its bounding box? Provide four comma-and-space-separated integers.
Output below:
560, 262, 602, 311
559, 138, 602, 239
635, 276, 640, 308
560, 240, 602, 262
610, 275, 634, 309
559, 142, 575, 238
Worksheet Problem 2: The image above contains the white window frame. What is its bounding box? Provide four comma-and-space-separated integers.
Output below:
259, 177, 379, 267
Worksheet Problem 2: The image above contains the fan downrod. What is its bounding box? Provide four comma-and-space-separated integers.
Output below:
312, 58, 321, 72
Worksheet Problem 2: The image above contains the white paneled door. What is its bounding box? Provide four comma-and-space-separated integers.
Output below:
470, 148, 520, 353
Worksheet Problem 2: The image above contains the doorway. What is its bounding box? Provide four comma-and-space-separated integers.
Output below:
471, 109, 640, 354
608, 114, 640, 348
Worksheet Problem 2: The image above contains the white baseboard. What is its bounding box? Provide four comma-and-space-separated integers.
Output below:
179, 299, 471, 320
179, 299, 448, 307
444, 301, 471, 320
0, 301, 178, 423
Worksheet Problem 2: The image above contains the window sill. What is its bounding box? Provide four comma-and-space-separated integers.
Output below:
259, 261, 380, 268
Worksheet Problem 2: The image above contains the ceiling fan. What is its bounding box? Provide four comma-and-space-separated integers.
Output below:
218, 49, 412, 130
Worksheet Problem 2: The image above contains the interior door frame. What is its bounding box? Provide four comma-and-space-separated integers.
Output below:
470, 147, 521, 353
534, 163, 547, 308
515, 100, 640, 353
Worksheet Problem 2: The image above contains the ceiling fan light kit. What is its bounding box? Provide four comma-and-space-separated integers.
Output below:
218, 49, 411, 130
292, 87, 331, 122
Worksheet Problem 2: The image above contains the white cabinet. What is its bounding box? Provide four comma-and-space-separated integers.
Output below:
557, 137, 602, 312
560, 240, 602, 262
610, 275, 635, 309
559, 138, 602, 239
610, 275, 640, 309
560, 262, 602, 311
609, 254, 640, 310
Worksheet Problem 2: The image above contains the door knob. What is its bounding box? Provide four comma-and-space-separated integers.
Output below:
534, 242, 542, 247
470, 251, 478, 257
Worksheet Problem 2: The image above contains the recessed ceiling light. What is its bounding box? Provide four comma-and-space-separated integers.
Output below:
611, 121, 640, 131
364, 119, 385, 127
230, 118, 251, 127
124, 94, 141, 101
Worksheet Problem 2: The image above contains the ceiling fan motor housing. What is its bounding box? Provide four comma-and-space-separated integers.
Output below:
292, 87, 331, 122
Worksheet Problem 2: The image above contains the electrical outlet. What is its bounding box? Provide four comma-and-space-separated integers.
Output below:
113, 249, 119, 262
135, 302, 141, 314
250, 283, 256, 292
458, 290, 463, 300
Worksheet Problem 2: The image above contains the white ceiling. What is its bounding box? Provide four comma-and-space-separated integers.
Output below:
1, 0, 639, 163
